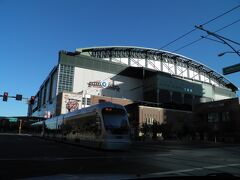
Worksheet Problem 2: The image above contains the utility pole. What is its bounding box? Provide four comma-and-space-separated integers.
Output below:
196, 25, 240, 75
195, 25, 240, 57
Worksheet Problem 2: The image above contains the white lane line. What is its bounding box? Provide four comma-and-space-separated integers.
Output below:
0, 153, 172, 161
147, 163, 240, 176
0, 133, 32, 136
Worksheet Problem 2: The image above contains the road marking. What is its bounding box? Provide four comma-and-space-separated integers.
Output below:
0, 153, 172, 161
0, 133, 32, 136
147, 163, 240, 176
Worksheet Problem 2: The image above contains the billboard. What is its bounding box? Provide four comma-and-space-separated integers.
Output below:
62, 92, 83, 113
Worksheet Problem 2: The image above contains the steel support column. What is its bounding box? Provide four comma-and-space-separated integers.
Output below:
174, 61, 177, 75
128, 51, 131, 66
170, 91, 173, 102
187, 66, 190, 78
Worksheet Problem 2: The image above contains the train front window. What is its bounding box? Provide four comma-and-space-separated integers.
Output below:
102, 108, 129, 134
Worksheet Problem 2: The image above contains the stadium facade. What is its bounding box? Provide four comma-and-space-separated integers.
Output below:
28, 46, 237, 118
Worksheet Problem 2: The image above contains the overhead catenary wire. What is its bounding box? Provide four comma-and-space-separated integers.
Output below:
173, 18, 240, 52
201, 36, 225, 44
159, 4, 240, 49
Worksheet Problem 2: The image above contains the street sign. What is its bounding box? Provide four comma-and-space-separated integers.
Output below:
8, 118, 18, 122
223, 63, 240, 75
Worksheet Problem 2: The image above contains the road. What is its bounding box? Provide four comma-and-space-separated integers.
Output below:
1, 134, 240, 179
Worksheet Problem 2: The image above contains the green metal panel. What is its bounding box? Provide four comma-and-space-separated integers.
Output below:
157, 75, 203, 96
59, 53, 127, 74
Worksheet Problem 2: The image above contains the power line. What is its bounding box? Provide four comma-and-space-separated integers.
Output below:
214, 19, 240, 35
159, 4, 240, 49
195, 24, 240, 56
201, 36, 225, 44
172, 37, 203, 52
160, 29, 197, 49
201, 4, 240, 26
173, 18, 240, 52
200, 19, 240, 45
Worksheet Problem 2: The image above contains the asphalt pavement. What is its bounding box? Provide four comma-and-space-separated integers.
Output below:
1, 133, 240, 179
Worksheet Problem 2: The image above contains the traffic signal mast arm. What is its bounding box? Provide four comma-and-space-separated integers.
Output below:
1, 93, 34, 103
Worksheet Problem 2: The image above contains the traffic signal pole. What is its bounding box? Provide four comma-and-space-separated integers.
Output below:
19, 119, 22, 134
195, 25, 240, 75
0, 93, 34, 104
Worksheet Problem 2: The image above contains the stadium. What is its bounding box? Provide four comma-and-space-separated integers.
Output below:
27, 46, 238, 140
28, 46, 237, 116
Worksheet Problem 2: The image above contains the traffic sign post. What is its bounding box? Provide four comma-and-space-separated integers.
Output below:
223, 63, 240, 75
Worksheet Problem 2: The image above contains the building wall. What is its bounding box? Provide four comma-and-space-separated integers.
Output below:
29, 50, 236, 118
193, 98, 240, 142
138, 106, 192, 127
143, 73, 236, 105
126, 104, 192, 140
32, 97, 58, 118
73, 67, 143, 101
31, 67, 59, 117
91, 95, 133, 106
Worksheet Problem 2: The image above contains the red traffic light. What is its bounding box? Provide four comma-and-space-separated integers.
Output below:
3, 92, 8, 101
30, 96, 35, 105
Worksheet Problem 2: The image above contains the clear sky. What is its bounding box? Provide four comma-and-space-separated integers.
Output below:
0, 0, 239, 116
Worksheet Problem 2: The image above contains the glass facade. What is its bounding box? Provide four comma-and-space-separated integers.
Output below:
58, 64, 74, 93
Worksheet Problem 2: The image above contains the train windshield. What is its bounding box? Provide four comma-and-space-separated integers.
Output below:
102, 108, 129, 134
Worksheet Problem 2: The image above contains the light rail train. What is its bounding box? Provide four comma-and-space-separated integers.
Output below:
31, 102, 130, 150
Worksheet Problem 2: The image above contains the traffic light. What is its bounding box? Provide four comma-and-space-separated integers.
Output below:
3, 92, 8, 101
30, 96, 35, 105
16, 94, 22, 101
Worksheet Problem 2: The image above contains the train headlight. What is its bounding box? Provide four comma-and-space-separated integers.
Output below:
105, 107, 112, 111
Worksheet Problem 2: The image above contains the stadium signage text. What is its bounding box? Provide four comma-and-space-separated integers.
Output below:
88, 80, 120, 91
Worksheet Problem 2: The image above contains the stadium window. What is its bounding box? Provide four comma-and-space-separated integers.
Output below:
222, 112, 230, 122
82, 97, 85, 105
87, 98, 91, 105
208, 112, 219, 123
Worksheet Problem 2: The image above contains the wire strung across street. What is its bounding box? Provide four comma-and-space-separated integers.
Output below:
173, 18, 240, 53
159, 4, 240, 50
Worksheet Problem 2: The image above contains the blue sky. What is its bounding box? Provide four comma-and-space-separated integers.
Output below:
0, 0, 239, 116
